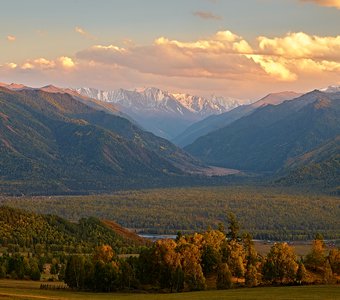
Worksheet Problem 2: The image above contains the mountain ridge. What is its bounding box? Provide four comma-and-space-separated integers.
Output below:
185, 90, 340, 175
0, 85, 207, 194
75, 86, 247, 139
173, 91, 302, 147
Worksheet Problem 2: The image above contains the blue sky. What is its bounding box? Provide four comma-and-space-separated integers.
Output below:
1, 0, 340, 99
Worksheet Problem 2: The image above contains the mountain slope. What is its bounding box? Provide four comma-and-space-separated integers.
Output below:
185, 91, 340, 173
174, 91, 301, 147
75, 87, 244, 139
0, 86, 203, 194
277, 136, 340, 190
0, 206, 148, 252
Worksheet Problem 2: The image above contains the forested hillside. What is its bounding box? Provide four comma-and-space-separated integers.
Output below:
185, 91, 340, 179
173, 91, 301, 147
0, 87, 203, 195
0, 206, 148, 254
277, 136, 340, 191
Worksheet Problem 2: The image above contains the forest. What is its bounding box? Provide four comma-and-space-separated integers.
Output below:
0, 206, 147, 255
0, 211, 339, 293
1, 187, 339, 240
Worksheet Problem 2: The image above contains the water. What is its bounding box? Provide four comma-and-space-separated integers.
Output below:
138, 234, 177, 241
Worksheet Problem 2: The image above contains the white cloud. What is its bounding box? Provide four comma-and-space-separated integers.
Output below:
59, 56, 75, 68
4, 63, 18, 69
2, 30, 340, 99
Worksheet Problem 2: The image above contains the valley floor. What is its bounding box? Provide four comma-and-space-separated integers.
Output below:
1, 186, 339, 241
0, 280, 339, 300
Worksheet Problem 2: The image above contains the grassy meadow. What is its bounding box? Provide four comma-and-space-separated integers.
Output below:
0, 280, 339, 300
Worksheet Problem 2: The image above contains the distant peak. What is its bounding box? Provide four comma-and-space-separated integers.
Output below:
0, 82, 28, 90
319, 85, 340, 93
253, 91, 302, 107
40, 84, 66, 93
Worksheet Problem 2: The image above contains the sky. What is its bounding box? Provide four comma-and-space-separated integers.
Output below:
1, 0, 340, 100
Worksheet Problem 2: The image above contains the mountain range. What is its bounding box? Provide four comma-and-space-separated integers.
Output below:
1, 81, 339, 193
0, 85, 208, 194
75, 87, 246, 139
173, 91, 302, 147
185, 89, 340, 190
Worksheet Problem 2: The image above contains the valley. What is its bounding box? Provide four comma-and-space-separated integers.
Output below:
1, 0, 340, 297
1, 187, 339, 241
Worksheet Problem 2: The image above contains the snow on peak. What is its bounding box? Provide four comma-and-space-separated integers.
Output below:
319, 85, 340, 93
75, 86, 243, 117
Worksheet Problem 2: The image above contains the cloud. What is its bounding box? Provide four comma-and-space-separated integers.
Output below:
76, 31, 259, 80
2, 30, 340, 99
300, 0, 340, 9
247, 55, 297, 81
8, 57, 75, 71
75, 26, 96, 39
193, 11, 222, 20
32, 58, 56, 69
257, 32, 340, 60
59, 56, 75, 68
154, 30, 252, 53
5, 63, 18, 69
7, 35, 16, 42
21, 62, 34, 70
75, 30, 340, 84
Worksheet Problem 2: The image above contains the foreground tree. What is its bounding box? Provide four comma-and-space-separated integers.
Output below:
64, 255, 85, 289
201, 230, 224, 275
328, 248, 340, 275
216, 263, 232, 289
305, 237, 326, 272
227, 212, 240, 241
263, 243, 298, 284
244, 233, 261, 287
296, 261, 307, 284
153, 239, 183, 292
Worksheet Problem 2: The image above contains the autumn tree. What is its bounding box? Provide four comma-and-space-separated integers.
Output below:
216, 263, 232, 289
64, 255, 86, 289
94, 245, 115, 263
244, 234, 260, 287
328, 248, 340, 275
92, 260, 120, 292
201, 230, 225, 275
227, 212, 240, 241
323, 259, 334, 284
177, 235, 206, 291
153, 239, 183, 292
222, 239, 245, 280
263, 243, 298, 284
296, 261, 307, 284
119, 258, 139, 290
305, 237, 326, 272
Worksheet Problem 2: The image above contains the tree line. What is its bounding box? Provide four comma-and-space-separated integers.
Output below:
63, 214, 340, 292
0, 206, 146, 255
2, 187, 339, 241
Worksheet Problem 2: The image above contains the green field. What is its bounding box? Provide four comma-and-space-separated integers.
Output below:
0, 280, 339, 300
1, 187, 339, 240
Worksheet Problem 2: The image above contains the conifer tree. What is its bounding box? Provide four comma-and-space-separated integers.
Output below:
217, 263, 233, 289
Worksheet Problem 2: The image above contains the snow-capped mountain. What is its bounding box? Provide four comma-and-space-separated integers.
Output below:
75, 86, 245, 139
76, 87, 243, 116
319, 85, 340, 93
